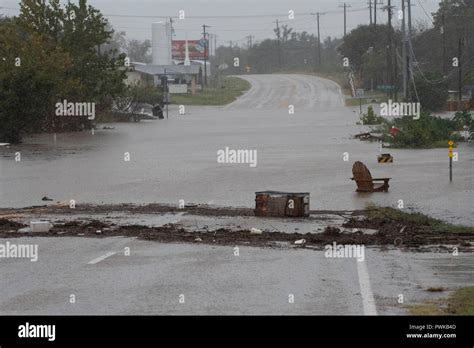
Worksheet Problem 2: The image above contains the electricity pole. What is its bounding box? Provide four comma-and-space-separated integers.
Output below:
386, 0, 394, 99
202, 24, 211, 86
441, 12, 447, 75
374, 0, 377, 25
247, 35, 253, 49
458, 38, 464, 109
276, 19, 282, 69
339, 3, 351, 38
407, 0, 413, 100
402, 0, 407, 100
368, 0, 373, 25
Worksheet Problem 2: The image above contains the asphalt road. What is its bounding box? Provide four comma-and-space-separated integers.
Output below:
1, 237, 473, 315
1, 74, 472, 225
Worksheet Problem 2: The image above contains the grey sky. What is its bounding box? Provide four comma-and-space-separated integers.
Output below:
2, 0, 441, 46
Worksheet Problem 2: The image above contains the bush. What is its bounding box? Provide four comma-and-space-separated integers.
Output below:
378, 111, 463, 148
358, 106, 384, 125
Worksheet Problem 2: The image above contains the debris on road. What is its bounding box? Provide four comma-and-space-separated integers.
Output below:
354, 132, 382, 141
294, 239, 306, 246
0, 204, 472, 252
30, 221, 53, 233
250, 228, 263, 234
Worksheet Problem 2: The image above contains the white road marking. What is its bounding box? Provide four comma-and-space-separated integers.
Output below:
87, 251, 116, 265
357, 258, 378, 315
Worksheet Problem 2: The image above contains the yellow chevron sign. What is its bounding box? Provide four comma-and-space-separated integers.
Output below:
378, 155, 393, 163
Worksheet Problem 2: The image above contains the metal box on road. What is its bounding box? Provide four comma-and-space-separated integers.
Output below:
255, 191, 310, 218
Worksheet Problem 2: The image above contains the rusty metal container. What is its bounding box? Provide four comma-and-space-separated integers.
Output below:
254, 191, 310, 218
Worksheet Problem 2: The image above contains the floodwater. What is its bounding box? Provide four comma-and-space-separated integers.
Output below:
1, 74, 473, 225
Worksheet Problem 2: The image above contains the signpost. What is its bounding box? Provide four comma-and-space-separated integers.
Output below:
448, 140, 454, 182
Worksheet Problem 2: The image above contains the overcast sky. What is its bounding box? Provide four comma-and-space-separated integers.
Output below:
2, 0, 441, 46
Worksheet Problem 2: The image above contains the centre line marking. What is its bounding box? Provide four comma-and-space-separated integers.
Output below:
87, 251, 116, 265
357, 258, 378, 315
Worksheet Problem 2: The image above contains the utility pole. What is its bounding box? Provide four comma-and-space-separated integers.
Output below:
246, 35, 253, 49
169, 17, 174, 63
317, 13, 321, 66
441, 12, 447, 75
209, 33, 212, 58
458, 38, 464, 109
407, 0, 413, 100
368, 0, 373, 25
386, 0, 394, 99
339, 3, 351, 38
401, 0, 407, 100
310, 12, 324, 68
202, 24, 211, 86
374, 0, 377, 26
276, 19, 282, 69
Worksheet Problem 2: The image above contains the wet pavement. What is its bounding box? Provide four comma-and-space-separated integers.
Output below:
1, 74, 472, 225
0, 236, 472, 315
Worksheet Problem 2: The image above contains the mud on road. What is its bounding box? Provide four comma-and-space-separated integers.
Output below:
0, 204, 473, 252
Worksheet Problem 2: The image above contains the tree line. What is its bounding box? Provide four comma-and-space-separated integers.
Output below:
0, 0, 153, 143
214, 0, 474, 111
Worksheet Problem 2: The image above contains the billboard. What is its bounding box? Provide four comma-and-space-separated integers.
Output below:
172, 39, 209, 60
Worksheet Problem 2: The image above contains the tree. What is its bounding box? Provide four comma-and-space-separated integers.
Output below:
0, 0, 129, 143
18, 0, 127, 104
126, 39, 152, 63
412, 72, 449, 111
0, 19, 76, 143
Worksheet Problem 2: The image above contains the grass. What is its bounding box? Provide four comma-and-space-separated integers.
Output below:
408, 287, 474, 315
170, 76, 251, 106
364, 204, 474, 234
345, 95, 388, 107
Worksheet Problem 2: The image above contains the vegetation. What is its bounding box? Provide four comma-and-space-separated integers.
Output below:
171, 77, 251, 106
212, 26, 344, 76
358, 106, 384, 125
365, 110, 473, 148
0, 0, 127, 143
364, 204, 474, 234
408, 287, 474, 315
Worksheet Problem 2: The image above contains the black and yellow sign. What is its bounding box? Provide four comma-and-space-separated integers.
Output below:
378, 154, 393, 163
448, 140, 454, 158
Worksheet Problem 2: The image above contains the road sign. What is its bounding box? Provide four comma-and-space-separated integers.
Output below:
356, 88, 365, 97
377, 85, 395, 91
448, 140, 454, 182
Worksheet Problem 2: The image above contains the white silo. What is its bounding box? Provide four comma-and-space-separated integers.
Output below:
152, 22, 172, 65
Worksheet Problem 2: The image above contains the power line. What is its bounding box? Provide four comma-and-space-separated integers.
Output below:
416, 0, 434, 24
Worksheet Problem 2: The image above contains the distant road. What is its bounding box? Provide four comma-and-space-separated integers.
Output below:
225, 74, 344, 110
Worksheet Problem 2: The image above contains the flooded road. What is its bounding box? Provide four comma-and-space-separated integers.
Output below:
1, 74, 473, 225
2, 237, 473, 315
